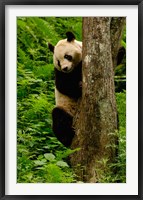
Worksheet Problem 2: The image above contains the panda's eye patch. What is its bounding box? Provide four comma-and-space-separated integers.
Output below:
64, 54, 72, 61
58, 60, 61, 68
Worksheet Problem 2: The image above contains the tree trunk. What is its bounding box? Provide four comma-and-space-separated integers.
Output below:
70, 17, 124, 183
110, 17, 126, 68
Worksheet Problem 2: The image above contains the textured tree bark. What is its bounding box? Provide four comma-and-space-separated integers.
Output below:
70, 17, 123, 183
110, 17, 126, 68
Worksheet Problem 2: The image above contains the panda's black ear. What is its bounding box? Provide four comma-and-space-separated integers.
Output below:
66, 32, 75, 42
48, 43, 54, 53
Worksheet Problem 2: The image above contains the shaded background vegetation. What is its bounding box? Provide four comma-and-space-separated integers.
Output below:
17, 17, 126, 183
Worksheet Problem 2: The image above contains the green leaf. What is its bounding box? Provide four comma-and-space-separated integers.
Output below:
34, 160, 46, 166
56, 161, 69, 167
44, 153, 55, 161
121, 40, 126, 49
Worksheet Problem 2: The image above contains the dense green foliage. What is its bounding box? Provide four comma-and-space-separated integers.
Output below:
17, 17, 126, 183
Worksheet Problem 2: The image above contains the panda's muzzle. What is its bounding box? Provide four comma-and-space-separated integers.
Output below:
57, 60, 70, 72
61, 65, 73, 73
61, 61, 73, 72
62, 66, 68, 72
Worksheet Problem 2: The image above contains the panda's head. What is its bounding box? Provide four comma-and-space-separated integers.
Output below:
48, 32, 82, 73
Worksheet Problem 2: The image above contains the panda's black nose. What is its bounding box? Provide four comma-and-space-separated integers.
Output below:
62, 67, 68, 72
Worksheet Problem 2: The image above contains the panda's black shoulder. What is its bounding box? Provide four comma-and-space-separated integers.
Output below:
55, 62, 82, 99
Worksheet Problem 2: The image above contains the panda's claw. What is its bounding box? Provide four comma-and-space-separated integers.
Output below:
79, 81, 82, 88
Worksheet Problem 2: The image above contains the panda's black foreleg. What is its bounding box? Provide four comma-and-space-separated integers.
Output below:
52, 107, 75, 147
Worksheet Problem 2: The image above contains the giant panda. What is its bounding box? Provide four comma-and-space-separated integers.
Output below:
48, 32, 82, 147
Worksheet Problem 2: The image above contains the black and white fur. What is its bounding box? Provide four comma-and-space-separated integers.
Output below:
48, 32, 82, 147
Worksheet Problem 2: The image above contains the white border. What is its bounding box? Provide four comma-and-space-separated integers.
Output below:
5, 5, 138, 195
